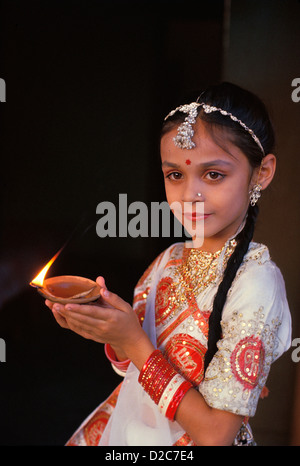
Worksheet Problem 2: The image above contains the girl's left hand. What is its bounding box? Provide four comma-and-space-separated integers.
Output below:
46, 277, 147, 361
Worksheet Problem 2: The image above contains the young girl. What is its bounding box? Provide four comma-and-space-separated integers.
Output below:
46, 82, 291, 446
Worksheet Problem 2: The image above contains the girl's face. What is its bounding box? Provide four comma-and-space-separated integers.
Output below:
160, 120, 258, 252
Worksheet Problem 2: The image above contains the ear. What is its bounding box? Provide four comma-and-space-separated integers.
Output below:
252, 153, 276, 191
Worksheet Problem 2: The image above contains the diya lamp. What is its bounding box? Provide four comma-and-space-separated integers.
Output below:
30, 248, 101, 304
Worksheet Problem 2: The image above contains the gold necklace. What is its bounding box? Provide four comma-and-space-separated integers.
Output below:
165, 239, 237, 321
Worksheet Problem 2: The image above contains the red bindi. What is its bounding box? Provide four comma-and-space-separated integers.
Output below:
185, 159, 191, 165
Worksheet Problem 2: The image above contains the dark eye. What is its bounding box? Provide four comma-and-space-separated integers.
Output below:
166, 172, 183, 181
206, 171, 224, 181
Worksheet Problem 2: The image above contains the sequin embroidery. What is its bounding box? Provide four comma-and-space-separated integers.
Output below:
165, 333, 207, 386
231, 336, 265, 390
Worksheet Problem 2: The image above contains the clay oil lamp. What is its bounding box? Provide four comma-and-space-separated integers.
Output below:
30, 249, 101, 304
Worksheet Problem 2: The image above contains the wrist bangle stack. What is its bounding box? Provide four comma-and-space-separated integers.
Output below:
104, 343, 131, 373
138, 349, 192, 421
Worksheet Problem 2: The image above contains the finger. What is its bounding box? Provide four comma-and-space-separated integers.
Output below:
61, 302, 111, 320
45, 299, 54, 310
63, 291, 131, 316
62, 308, 102, 329
96, 276, 107, 289
62, 318, 96, 341
61, 313, 106, 343
100, 288, 131, 313
65, 315, 101, 337
52, 308, 70, 329
52, 303, 103, 339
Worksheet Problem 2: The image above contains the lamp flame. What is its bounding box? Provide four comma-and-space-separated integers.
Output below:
30, 248, 63, 288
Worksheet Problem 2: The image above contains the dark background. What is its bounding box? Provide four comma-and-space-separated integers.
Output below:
0, 0, 299, 445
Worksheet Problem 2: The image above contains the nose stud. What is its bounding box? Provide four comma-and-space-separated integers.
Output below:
197, 193, 202, 197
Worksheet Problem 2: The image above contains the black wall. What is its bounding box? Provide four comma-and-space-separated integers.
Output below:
0, 1, 224, 445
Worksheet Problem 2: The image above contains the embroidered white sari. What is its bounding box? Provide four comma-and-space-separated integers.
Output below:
67, 241, 291, 446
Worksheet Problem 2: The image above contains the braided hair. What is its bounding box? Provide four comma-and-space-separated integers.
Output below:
161, 82, 275, 372
204, 203, 259, 371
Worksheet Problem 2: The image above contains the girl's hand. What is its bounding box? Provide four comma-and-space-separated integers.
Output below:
45, 276, 154, 367
44, 277, 110, 330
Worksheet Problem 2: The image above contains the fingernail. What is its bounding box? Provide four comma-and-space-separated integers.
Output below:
103, 289, 109, 297
54, 304, 61, 312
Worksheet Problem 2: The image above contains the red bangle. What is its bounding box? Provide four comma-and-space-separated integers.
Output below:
138, 349, 193, 422
139, 350, 169, 389
139, 349, 162, 381
138, 350, 164, 386
165, 380, 192, 421
152, 366, 177, 404
104, 344, 130, 372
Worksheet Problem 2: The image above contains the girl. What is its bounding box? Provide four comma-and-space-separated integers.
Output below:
46, 82, 291, 446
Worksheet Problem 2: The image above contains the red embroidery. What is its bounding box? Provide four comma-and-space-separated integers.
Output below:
133, 288, 149, 305
134, 302, 146, 323
174, 432, 196, 446
231, 336, 265, 390
133, 288, 149, 323
187, 294, 209, 338
155, 276, 176, 326
165, 333, 207, 386
83, 411, 110, 446
165, 258, 182, 268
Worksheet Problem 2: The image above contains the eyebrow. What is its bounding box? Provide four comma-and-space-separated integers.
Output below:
161, 159, 234, 169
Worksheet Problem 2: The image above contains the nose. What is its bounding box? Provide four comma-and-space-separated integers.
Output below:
182, 180, 205, 203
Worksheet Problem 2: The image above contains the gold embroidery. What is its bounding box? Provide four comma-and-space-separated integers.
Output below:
157, 302, 208, 347
161, 239, 237, 322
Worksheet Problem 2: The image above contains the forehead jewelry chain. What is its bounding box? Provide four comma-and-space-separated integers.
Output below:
164, 102, 265, 156
164, 102, 200, 150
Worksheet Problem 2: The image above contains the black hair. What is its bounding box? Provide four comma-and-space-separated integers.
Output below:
161, 82, 275, 372
204, 203, 259, 371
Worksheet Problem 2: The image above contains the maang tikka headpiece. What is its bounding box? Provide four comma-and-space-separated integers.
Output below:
164, 101, 265, 156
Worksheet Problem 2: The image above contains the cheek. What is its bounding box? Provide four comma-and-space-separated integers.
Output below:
164, 182, 178, 204
211, 179, 250, 211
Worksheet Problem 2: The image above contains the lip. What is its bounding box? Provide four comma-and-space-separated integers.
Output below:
184, 213, 211, 221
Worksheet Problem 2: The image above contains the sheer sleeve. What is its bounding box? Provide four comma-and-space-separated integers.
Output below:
199, 245, 292, 417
